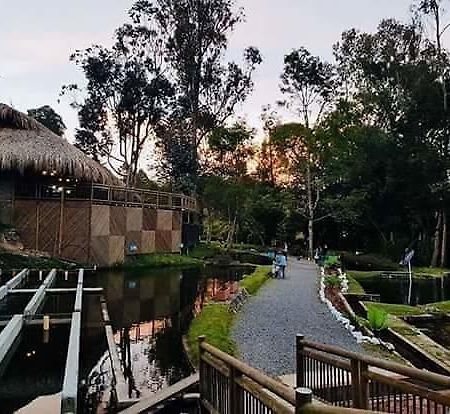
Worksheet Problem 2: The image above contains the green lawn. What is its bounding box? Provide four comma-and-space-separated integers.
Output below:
186, 304, 236, 366
363, 302, 425, 317
413, 267, 450, 278
239, 266, 271, 295
346, 274, 366, 294
422, 300, 450, 313
347, 271, 383, 281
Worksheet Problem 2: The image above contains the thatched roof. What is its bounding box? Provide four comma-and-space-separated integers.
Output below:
0, 104, 119, 185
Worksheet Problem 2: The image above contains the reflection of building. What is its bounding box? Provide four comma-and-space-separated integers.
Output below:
0, 104, 197, 266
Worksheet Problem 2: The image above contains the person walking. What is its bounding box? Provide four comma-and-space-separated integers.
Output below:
275, 250, 287, 279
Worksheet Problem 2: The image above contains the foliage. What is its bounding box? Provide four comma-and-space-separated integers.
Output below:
323, 275, 342, 289
323, 255, 340, 269
27, 105, 66, 137
187, 304, 236, 366
367, 306, 389, 332
0, 251, 77, 270
239, 266, 271, 295
341, 253, 399, 271
121, 253, 202, 269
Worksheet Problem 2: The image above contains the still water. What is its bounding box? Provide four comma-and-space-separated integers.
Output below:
357, 274, 450, 305
0, 265, 252, 413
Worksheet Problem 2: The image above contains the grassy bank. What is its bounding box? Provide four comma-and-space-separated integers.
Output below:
187, 304, 235, 365
186, 265, 271, 365
0, 251, 78, 270
346, 274, 365, 294
239, 265, 271, 295
122, 253, 202, 269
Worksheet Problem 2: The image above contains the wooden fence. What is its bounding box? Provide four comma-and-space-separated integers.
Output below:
297, 334, 450, 413
198, 337, 375, 414
14, 182, 198, 212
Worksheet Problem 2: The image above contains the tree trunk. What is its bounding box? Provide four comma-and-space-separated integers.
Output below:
306, 160, 314, 259
226, 214, 237, 250
441, 212, 447, 268
431, 211, 442, 267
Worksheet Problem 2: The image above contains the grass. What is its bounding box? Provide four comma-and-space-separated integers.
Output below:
346, 274, 365, 294
422, 300, 450, 313
239, 266, 271, 295
413, 267, 450, 278
347, 271, 383, 281
363, 302, 425, 317
0, 251, 78, 270
186, 304, 236, 366
122, 253, 202, 269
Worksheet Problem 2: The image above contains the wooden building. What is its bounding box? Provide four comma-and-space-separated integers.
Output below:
0, 104, 197, 266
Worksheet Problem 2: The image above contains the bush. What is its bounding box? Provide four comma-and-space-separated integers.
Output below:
324, 275, 342, 289
324, 255, 341, 269
367, 306, 388, 332
341, 252, 399, 271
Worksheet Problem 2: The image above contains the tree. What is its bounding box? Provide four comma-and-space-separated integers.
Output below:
204, 122, 254, 178
277, 48, 335, 258
126, 0, 262, 190
65, 26, 173, 186
27, 106, 66, 137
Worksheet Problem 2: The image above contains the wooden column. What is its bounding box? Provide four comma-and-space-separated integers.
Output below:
296, 334, 305, 388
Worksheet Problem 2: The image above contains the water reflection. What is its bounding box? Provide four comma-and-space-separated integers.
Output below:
84, 265, 251, 400
358, 275, 450, 305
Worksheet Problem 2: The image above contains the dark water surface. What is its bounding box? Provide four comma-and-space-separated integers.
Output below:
0, 264, 252, 412
357, 275, 450, 305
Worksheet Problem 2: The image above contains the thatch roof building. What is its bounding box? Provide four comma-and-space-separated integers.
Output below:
0, 103, 117, 184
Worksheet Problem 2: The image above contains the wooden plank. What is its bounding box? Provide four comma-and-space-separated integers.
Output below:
24, 269, 56, 317
0, 315, 23, 368
156, 210, 173, 231
74, 269, 84, 312
61, 312, 81, 414
118, 374, 199, 414
5, 268, 28, 292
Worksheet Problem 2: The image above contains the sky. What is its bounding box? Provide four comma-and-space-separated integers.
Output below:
0, 0, 414, 143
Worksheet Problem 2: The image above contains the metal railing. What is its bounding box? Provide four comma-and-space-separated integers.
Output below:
297, 335, 450, 413
199, 337, 374, 414
14, 182, 198, 212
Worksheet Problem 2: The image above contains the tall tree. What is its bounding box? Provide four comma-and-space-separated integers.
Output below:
125, 0, 262, 190
278, 48, 335, 258
64, 28, 173, 186
27, 105, 66, 137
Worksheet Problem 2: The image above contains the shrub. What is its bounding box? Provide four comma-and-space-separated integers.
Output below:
341, 252, 399, 271
324, 255, 341, 269
367, 306, 388, 332
324, 275, 342, 289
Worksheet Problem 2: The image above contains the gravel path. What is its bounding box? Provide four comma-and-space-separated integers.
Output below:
232, 259, 364, 376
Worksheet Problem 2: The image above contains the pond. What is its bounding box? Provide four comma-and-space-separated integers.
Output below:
357, 274, 450, 305
0, 264, 253, 413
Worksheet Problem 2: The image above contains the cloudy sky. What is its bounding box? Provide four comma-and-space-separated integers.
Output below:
0, 0, 413, 141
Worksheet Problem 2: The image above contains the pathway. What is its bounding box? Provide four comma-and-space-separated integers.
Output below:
232, 259, 364, 376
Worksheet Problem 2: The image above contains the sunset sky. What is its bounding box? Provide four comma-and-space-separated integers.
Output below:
0, 0, 414, 143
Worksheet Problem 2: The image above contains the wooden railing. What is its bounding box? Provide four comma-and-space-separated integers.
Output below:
14, 182, 198, 212
297, 334, 450, 413
198, 337, 375, 414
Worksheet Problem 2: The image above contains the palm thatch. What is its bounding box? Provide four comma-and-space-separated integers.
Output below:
0, 104, 119, 185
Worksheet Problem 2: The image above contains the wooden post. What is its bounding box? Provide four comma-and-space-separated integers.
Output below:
350, 359, 361, 408
359, 360, 369, 409
58, 189, 65, 256
198, 336, 206, 400
296, 334, 305, 388
296, 387, 312, 413
229, 366, 243, 414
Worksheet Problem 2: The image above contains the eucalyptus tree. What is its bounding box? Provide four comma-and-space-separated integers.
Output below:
277, 48, 335, 258
125, 0, 262, 190
65, 34, 173, 186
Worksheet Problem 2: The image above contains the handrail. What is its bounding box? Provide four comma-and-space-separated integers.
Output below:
301, 338, 450, 387
199, 337, 378, 414
200, 339, 296, 405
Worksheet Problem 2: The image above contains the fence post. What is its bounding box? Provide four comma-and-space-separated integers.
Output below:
359, 360, 369, 409
350, 358, 361, 408
198, 336, 206, 401
229, 366, 243, 414
296, 334, 305, 388
296, 387, 312, 414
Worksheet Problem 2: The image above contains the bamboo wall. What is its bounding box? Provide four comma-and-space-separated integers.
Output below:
14, 199, 183, 266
